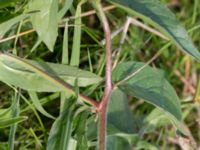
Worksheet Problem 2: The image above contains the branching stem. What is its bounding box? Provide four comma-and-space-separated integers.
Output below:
92, 1, 113, 150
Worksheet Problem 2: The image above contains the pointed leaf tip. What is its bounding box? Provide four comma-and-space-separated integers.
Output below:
107, 0, 200, 61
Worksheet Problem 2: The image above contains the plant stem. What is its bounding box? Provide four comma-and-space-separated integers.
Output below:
93, 1, 113, 149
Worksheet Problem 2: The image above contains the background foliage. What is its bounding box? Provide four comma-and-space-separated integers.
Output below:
0, 0, 200, 149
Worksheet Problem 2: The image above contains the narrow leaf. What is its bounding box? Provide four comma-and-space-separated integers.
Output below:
0, 0, 20, 8
0, 14, 28, 37
0, 53, 102, 92
0, 108, 12, 118
112, 62, 186, 134
108, 0, 200, 61
73, 111, 89, 150
47, 99, 74, 150
8, 90, 20, 150
28, 0, 58, 51
0, 116, 27, 128
62, 20, 69, 65
67, 139, 77, 150
70, 0, 86, 66
28, 91, 55, 119
58, 0, 73, 20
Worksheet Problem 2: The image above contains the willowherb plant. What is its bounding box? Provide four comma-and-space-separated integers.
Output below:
0, 0, 199, 149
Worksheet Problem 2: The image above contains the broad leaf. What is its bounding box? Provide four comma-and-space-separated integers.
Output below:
87, 89, 138, 149
107, 89, 137, 134
106, 136, 132, 150
112, 62, 186, 134
105, 89, 138, 149
0, 53, 102, 92
0, 14, 29, 37
28, 0, 58, 51
108, 0, 200, 61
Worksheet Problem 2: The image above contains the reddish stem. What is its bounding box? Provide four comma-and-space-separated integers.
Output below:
94, 1, 113, 150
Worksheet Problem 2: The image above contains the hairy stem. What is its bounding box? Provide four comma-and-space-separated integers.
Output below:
92, 1, 113, 149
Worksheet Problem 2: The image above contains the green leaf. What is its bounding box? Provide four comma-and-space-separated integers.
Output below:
0, 107, 12, 119
0, 53, 102, 92
73, 111, 89, 150
70, 0, 86, 66
28, 91, 55, 119
0, 143, 7, 150
105, 89, 138, 149
0, 116, 27, 128
0, 0, 20, 8
107, 0, 200, 61
136, 141, 159, 150
112, 62, 186, 135
0, 14, 28, 37
86, 116, 98, 141
62, 20, 69, 65
106, 136, 132, 150
8, 92, 20, 150
107, 89, 137, 134
67, 139, 77, 150
58, 0, 73, 20
28, 0, 58, 51
141, 108, 172, 134
47, 98, 74, 150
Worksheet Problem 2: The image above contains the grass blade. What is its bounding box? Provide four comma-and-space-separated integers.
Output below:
0, 14, 28, 37
58, 0, 73, 20
70, 0, 86, 66
62, 19, 69, 65
8, 90, 20, 150
28, 91, 55, 119
0, 117, 27, 128
47, 98, 75, 150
